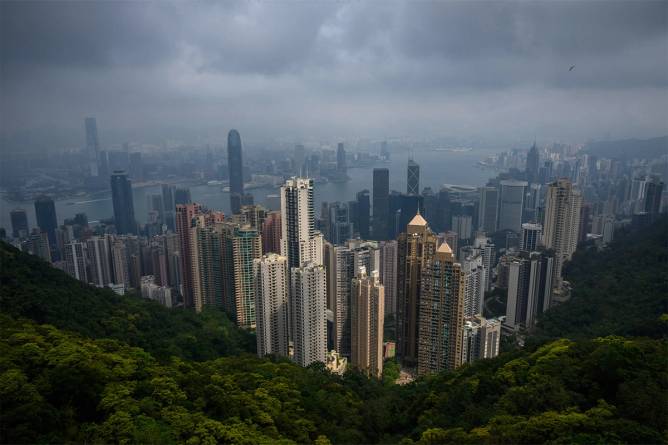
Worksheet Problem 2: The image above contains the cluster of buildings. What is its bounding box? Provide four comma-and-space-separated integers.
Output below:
4, 129, 666, 380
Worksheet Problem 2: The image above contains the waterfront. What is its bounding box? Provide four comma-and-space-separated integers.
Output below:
0, 149, 496, 230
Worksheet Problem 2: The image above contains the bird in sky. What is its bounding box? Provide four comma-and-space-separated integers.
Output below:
569, 65, 576, 71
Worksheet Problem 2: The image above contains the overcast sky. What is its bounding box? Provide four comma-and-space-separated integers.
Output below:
1, 1, 667, 148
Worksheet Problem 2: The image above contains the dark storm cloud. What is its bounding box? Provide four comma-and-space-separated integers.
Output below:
1, 0, 667, 144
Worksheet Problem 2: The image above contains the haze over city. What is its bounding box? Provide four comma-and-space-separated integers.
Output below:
2, 1, 667, 149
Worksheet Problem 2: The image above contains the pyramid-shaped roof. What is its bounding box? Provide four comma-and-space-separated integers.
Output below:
408, 212, 427, 227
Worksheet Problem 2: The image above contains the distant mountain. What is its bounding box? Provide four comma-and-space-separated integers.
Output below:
584, 136, 668, 160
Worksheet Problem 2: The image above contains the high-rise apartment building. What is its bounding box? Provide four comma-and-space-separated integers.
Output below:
64, 241, 88, 282
87, 236, 113, 287
543, 179, 582, 289
261, 211, 282, 254
291, 263, 327, 367
504, 251, 554, 330
461, 253, 485, 317
351, 267, 385, 378
379, 240, 398, 316
175, 203, 203, 308
232, 226, 262, 328
396, 212, 439, 366
417, 242, 464, 375
372, 168, 390, 240
462, 315, 501, 364
255, 254, 290, 358
228, 129, 244, 214
325, 245, 354, 356
280, 177, 323, 269
407, 159, 420, 195
520, 223, 543, 252
110, 171, 137, 235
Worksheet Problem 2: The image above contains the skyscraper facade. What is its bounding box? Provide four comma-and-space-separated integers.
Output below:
110, 171, 137, 235
176, 203, 203, 308
417, 242, 464, 375
87, 235, 113, 287
34, 196, 58, 250
520, 223, 543, 252
525, 143, 540, 183
407, 159, 420, 195
261, 211, 282, 254
232, 226, 262, 328
351, 267, 385, 378
543, 179, 582, 288
255, 253, 290, 358
498, 180, 528, 233
396, 212, 439, 366
379, 240, 398, 316
280, 177, 323, 269
227, 129, 244, 214
355, 190, 371, 239
372, 168, 390, 240
478, 186, 498, 234
291, 263, 327, 367
336, 142, 347, 174
10, 209, 28, 239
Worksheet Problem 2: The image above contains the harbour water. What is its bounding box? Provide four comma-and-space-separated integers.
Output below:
0, 149, 496, 230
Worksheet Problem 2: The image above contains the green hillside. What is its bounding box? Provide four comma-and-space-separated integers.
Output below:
1, 218, 667, 444
0, 243, 255, 361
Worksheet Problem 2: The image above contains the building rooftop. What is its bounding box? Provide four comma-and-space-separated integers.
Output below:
408, 212, 427, 227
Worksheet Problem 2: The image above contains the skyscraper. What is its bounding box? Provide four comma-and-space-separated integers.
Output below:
351, 267, 385, 378
417, 242, 464, 375
407, 159, 420, 195
262, 211, 282, 254
396, 212, 439, 366
462, 315, 501, 365
255, 253, 290, 358
280, 177, 323, 269
87, 235, 113, 287
85, 117, 100, 177
291, 263, 327, 367
110, 171, 137, 235
232, 225, 262, 328
63, 241, 88, 282
227, 129, 244, 214
372, 168, 390, 240
520, 223, 543, 252
10, 209, 28, 239
505, 251, 554, 329
478, 186, 498, 234
336, 142, 347, 175
34, 196, 58, 249
175, 203, 203, 308
644, 178, 664, 220
543, 179, 582, 289
525, 143, 540, 183
379, 240, 398, 316
356, 190, 371, 239
498, 180, 528, 233
325, 245, 354, 356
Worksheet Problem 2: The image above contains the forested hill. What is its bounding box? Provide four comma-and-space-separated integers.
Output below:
0, 242, 255, 361
1, 218, 667, 444
535, 216, 668, 341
